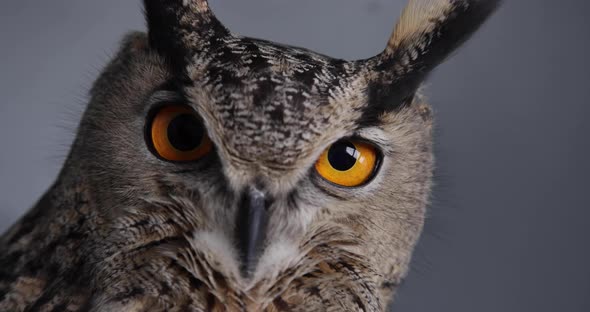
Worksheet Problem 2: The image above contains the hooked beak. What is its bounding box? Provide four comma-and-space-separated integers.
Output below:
235, 186, 270, 277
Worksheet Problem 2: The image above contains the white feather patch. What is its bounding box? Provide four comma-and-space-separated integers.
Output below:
190, 230, 241, 277
251, 239, 302, 286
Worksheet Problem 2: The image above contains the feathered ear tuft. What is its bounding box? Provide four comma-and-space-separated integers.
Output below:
143, 0, 230, 73
365, 0, 501, 112
383, 0, 501, 74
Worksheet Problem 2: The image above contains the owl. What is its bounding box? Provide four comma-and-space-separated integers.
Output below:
0, 0, 499, 311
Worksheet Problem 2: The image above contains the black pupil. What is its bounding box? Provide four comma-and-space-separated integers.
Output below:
328, 140, 359, 171
167, 113, 204, 151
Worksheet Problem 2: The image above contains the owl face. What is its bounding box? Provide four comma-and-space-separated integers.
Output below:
61, 0, 499, 306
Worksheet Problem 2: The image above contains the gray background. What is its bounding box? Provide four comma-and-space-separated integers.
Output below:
1, 1, 589, 311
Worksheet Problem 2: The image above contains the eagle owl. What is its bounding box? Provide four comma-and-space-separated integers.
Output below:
0, 0, 499, 311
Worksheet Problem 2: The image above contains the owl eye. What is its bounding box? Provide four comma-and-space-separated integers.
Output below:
315, 139, 380, 187
148, 105, 213, 162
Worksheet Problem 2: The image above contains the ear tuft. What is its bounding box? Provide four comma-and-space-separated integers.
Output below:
363, 0, 501, 113
387, 0, 456, 54
143, 0, 230, 74
381, 0, 501, 76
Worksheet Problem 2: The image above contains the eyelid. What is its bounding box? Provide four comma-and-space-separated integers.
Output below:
146, 91, 185, 107
138, 89, 185, 118
353, 128, 395, 157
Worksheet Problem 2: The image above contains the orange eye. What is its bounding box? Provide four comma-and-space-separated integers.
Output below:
315, 139, 379, 187
149, 105, 212, 162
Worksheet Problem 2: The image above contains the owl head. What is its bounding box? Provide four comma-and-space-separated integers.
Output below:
58, 0, 499, 308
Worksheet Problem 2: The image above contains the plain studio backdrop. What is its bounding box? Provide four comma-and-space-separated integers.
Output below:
1, 1, 589, 311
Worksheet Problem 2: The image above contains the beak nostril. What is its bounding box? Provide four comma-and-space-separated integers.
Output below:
235, 186, 271, 277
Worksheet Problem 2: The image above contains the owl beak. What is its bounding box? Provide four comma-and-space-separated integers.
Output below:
236, 186, 270, 277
